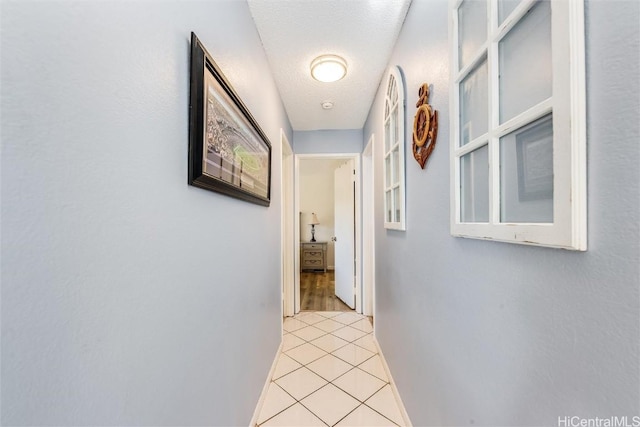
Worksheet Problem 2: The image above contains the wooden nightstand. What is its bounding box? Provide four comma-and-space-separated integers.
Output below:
300, 242, 327, 272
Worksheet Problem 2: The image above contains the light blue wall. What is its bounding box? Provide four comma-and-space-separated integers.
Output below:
364, 1, 639, 425
1, 1, 291, 425
293, 129, 363, 154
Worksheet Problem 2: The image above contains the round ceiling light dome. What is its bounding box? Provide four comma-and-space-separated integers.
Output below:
310, 54, 347, 83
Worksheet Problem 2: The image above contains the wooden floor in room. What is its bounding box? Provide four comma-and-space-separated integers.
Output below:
300, 271, 353, 312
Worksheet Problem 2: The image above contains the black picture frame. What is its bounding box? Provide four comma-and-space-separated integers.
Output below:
188, 32, 271, 206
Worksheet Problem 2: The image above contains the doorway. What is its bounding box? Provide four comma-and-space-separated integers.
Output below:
281, 130, 295, 318
293, 153, 362, 314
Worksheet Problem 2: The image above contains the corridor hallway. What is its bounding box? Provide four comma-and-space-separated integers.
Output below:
253, 311, 409, 426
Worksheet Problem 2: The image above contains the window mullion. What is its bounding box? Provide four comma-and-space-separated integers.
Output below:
455, 137, 488, 157
495, 98, 553, 138
488, 0, 500, 225
495, 0, 538, 43
454, 44, 489, 84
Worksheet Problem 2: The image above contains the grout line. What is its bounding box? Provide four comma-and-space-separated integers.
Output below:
255, 382, 298, 426
270, 320, 400, 427
249, 340, 284, 427
361, 400, 402, 427
332, 403, 363, 427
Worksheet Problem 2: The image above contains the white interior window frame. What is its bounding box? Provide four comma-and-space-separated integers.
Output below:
449, 0, 587, 250
383, 66, 407, 231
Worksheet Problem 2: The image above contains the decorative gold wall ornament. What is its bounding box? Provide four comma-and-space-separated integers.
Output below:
412, 83, 438, 169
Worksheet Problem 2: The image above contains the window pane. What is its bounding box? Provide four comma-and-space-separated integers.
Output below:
386, 190, 393, 222
392, 147, 399, 185
388, 75, 396, 99
498, 0, 522, 25
499, 1, 551, 123
460, 59, 488, 145
390, 107, 397, 145
393, 187, 401, 222
384, 119, 390, 152
385, 155, 391, 187
458, 0, 487, 70
500, 115, 553, 223
461, 144, 489, 222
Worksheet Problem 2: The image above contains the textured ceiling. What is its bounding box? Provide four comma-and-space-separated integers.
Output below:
248, 0, 412, 131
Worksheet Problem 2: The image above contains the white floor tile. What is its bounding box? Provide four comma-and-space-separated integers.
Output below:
282, 334, 306, 352
261, 403, 326, 427
296, 312, 326, 325
300, 384, 360, 426
315, 311, 342, 318
275, 367, 328, 401
272, 354, 303, 380
332, 326, 369, 342
283, 317, 309, 332
314, 318, 348, 333
357, 355, 388, 382
335, 404, 397, 426
333, 312, 365, 325
352, 335, 378, 353
333, 343, 375, 366
309, 333, 350, 353
333, 367, 386, 402
349, 318, 374, 333
306, 354, 354, 382
285, 342, 327, 365
257, 382, 297, 425
291, 325, 327, 342
263, 311, 407, 427
365, 385, 404, 426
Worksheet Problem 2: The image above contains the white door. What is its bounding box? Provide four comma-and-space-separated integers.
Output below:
334, 160, 355, 309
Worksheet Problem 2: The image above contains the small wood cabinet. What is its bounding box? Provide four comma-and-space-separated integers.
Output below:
300, 242, 327, 272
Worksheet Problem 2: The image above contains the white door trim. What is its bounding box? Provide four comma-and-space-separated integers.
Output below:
293, 153, 362, 314
362, 135, 375, 318
280, 130, 295, 318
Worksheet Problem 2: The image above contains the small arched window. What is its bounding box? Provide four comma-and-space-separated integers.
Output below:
383, 66, 406, 230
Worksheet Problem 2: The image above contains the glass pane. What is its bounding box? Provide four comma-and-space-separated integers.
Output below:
460, 59, 488, 145
460, 144, 489, 222
390, 107, 397, 145
498, 0, 522, 25
386, 190, 393, 222
458, 0, 487, 70
392, 147, 399, 185
391, 77, 398, 104
499, 1, 551, 123
384, 118, 390, 152
385, 155, 391, 187
393, 187, 401, 222
500, 114, 553, 223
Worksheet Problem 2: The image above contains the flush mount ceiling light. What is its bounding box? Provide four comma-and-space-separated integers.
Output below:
310, 54, 347, 83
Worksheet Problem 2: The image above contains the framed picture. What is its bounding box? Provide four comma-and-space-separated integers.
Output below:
516, 117, 553, 202
188, 32, 271, 206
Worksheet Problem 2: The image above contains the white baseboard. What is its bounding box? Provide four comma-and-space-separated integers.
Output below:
373, 336, 413, 427
248, 339, 283, 427
327, 266, 335, 270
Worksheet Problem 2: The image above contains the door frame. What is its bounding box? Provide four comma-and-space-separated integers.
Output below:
362, 135, 375, 317
281, 130, 295, 318
293, 153, 362, 314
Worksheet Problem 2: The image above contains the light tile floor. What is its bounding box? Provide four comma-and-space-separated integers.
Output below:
256, 311, 407, 426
